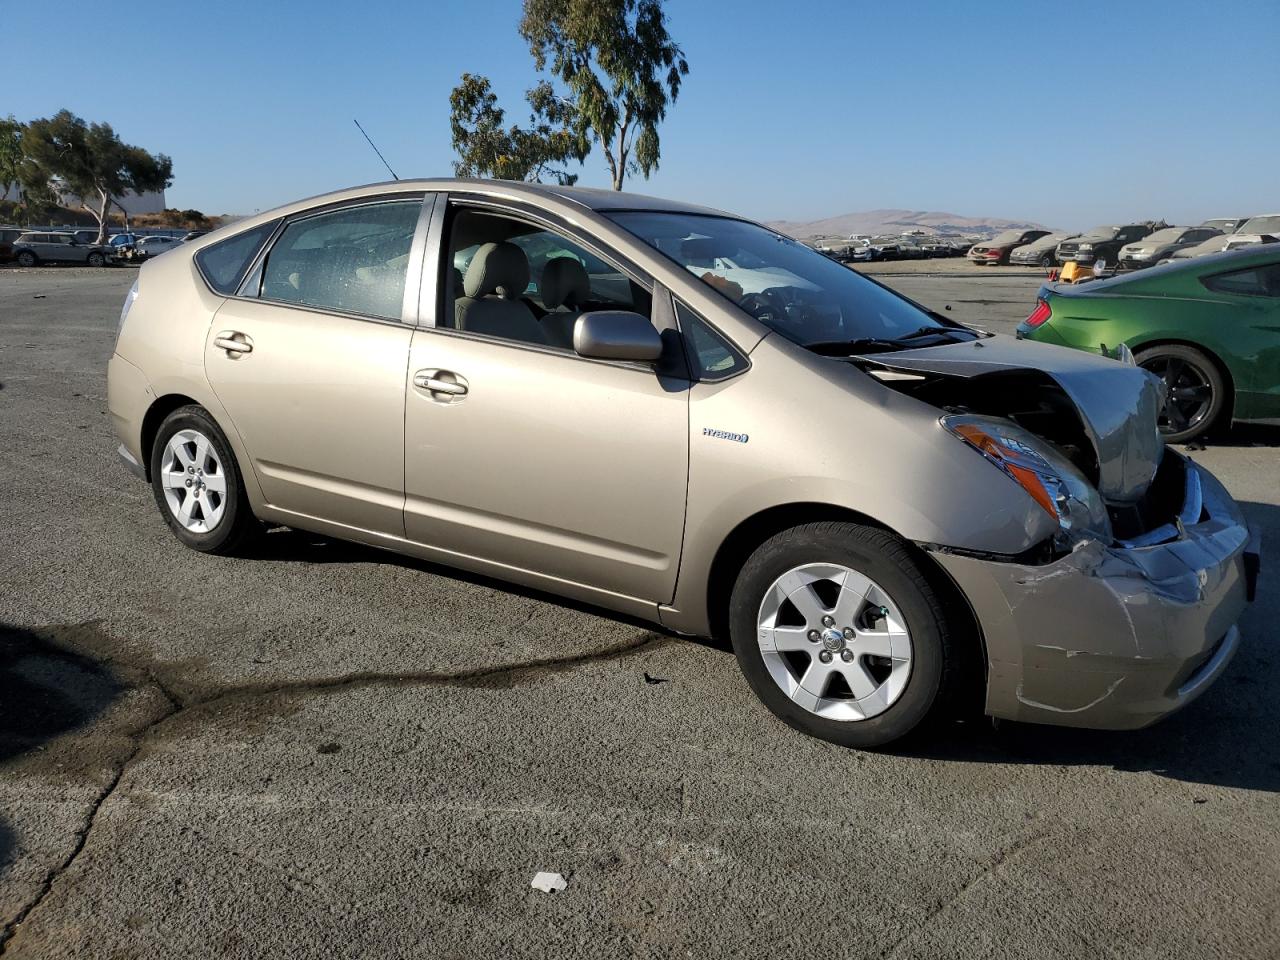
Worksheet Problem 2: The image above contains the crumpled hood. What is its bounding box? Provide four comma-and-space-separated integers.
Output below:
856, 335, 1165, 504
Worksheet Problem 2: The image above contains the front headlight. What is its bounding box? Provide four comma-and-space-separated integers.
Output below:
942, 414, 1111, 547
1077, 243, 1093, 251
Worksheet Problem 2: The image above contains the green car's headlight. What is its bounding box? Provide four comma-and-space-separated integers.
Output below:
943, 414, 1111, 546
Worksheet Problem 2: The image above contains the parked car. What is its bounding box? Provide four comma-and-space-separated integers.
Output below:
11, 231, 112, 267
1165, 233, 1273, 264
1009, 232, 1077, 267
1118, 225, 1224, 270
0, 226, 23, 263
967, 229, 1051, 265
109, 233, 140, 257
1228, 214, 1280, 248
1055, 224, 1156, 266
130, 235, 184, 260
1018, 247, 1280, 442
107, 179, 1258, 748
869, 237, 902, 260
181, 230, 208, 242
1200, 217, 1245, 234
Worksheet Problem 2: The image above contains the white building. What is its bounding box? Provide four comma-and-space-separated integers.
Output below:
1, 181, 166, 215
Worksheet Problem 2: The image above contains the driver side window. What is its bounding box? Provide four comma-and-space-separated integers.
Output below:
444, 207, 651, 350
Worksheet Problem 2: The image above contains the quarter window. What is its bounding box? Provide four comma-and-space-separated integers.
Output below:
259, 200, 421, 321
1202, 262, 1280, 298
195, 219, 279, 294
677, 302, 748, 381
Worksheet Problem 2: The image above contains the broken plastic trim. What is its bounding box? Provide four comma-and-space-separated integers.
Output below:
1113, 465, 1201, 548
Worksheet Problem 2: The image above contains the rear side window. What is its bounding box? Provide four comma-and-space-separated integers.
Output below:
259, 200, 420, 321
196, 220, 279, 295
1202, 262, 1280, 298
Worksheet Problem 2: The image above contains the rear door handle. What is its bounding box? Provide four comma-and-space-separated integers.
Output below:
413, 369, 468, 399
214, 331, 253, 354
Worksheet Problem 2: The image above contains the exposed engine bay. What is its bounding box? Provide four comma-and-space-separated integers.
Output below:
849, 337, 1181, 553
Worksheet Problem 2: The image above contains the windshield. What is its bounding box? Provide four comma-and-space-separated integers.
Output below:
1081, 226, 1119, 239
608, 212, 952, 347
1143, 228, 1183, 242
989, 230, 1024, 244
1239, 216, 1280, 235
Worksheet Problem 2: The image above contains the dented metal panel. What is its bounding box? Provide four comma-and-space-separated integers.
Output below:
930, 457, 1250, 729
857, 334, 1165, 503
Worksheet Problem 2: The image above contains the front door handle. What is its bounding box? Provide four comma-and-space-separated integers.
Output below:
413, 369, 469, 399
214, 331, 253, 355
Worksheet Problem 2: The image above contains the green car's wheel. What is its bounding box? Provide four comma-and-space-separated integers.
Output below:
1136, 344, 1226, 444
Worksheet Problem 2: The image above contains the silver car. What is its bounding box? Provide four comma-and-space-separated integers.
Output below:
1009, 232, 1077, 267
1118, 226, 1224, 270
107, 180, 1258, 748
12, 231, 112, 267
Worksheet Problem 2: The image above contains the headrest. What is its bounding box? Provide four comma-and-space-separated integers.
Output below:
541, 257, 591, 310
463, 242, 529, 300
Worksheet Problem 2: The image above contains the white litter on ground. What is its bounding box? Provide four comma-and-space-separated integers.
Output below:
530, 871, 568, 893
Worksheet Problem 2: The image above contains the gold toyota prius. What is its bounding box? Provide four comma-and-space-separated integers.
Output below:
107, 179, 1261, 748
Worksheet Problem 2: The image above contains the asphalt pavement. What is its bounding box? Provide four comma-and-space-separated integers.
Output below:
1, 265, 1277, 959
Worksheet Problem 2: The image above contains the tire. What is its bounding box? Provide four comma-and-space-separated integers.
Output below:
729, 521, 960, 749
1135, 344, 1227, 444
87, 251, 105, 267
16, 251, 36, 267
1039, 253, 1054, 268
149, 405, 260, 554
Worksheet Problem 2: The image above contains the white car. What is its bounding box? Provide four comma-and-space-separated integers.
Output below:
132, 235, 184, 260
1228, 214, 1280, 248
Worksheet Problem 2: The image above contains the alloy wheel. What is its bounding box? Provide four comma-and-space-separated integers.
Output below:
756, 562, 913, 721
1142, 355, 1214, 435
159, 428, 228, 532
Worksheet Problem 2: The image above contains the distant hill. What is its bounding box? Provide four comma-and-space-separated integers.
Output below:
768, 208, 1053, 239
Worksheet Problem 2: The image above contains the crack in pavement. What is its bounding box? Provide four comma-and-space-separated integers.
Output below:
879, 828, 1051, 960
0, 625, 677, 954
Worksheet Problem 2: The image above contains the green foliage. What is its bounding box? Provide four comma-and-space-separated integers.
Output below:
519, 0, 688, 189
21, 110, 173, 241
0, 115, 24, 197
449, 73, 586, 185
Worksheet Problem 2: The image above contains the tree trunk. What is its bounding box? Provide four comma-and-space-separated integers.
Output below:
95, 189, 111, 244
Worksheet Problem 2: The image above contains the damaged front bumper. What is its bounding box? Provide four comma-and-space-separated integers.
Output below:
930, 455, 1259, 729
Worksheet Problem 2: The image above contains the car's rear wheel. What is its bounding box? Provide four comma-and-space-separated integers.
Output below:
1135, 344, 1226, 444
16, 251, 36, 267
150, 405, 259, 554
87, 251, 105, 267
729, 522, 957, 748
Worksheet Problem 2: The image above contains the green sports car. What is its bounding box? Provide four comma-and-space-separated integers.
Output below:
1017, 248, 1280, 442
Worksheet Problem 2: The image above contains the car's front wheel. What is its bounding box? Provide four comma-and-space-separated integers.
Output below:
1135, 344, 1226, 443
729, 522, 958, 748
150, 405, 259, 554
87, 251, 105, 267
16, 251, 36, 267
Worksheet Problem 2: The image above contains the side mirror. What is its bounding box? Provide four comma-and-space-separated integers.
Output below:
573, 310, 663, 362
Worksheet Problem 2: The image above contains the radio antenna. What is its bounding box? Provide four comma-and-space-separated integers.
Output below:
353, 118, 399, 180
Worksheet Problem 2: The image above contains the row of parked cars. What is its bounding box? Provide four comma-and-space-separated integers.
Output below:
0, 227, 207, 267
969, 215, 1279, 269
809, 234, 978, 262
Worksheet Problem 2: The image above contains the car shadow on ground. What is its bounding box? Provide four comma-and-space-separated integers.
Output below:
1185, 422, 1280, 450
0, 624, 126, 878
907, 497, 1278, 793
249, 493, 1276, 793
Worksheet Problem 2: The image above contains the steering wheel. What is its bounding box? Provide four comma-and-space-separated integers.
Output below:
738, 288, 792, 325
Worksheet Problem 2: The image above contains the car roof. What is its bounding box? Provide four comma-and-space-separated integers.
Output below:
261, 178, 734, 220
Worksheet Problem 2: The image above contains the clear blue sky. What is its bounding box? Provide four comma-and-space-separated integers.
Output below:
7, 0, 1278, 229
